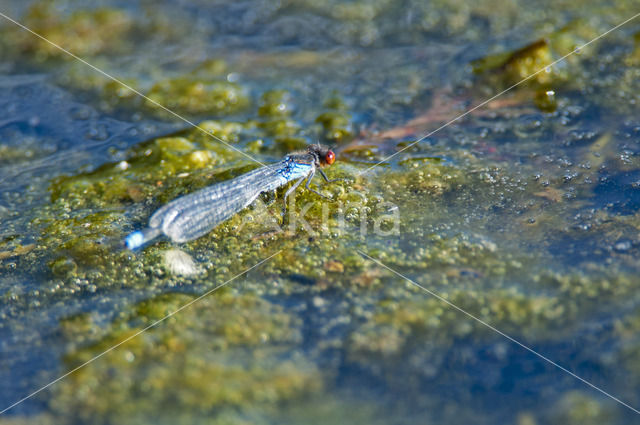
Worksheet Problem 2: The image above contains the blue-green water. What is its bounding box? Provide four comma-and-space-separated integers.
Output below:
1, 1, 640, 424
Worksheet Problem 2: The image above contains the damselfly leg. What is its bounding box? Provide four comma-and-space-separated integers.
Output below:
282, 175, 307, 221
304, 169, 333, 199
318, 168, 347, 184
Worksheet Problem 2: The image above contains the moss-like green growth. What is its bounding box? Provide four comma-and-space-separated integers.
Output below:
0, 414, 56, 425
0, 144, 39, 164
613, 309, 640, 379
258, 90, 294, 118
315, 111, 353, 142
550, 392, 617, 425
255, 90, 306, 147
473, 39, 555, 86
472, 38, 561, 112
47, 124, 247, 210
314, 95, 354, 143
471, 21, 598, 111
145, 78, 249, 116
349, 287, 569, 362
624, 31, 640, 66
29, 122, 251, 286
14, 4, 133, 59
258, 117, 301, 138
49, 291, 320, 424
189, 59, 229, 78
472, 20, 597, 84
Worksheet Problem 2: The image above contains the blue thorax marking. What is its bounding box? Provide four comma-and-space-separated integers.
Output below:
277, 157, 312, 182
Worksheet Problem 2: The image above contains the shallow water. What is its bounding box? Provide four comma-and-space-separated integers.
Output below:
1, 1, 640, 424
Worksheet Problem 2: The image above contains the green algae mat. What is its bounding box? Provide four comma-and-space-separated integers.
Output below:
1, 1, 640, 424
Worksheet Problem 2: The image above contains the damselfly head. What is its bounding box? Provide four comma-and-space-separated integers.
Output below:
308, 144, 336, 166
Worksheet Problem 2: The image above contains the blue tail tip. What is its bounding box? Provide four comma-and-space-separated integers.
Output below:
125, 231, 145, 250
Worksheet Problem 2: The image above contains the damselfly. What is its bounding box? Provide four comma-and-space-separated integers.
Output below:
125, 144, 340, 249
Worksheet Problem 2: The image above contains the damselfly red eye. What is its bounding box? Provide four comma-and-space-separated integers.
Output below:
325, 150, 335, 165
